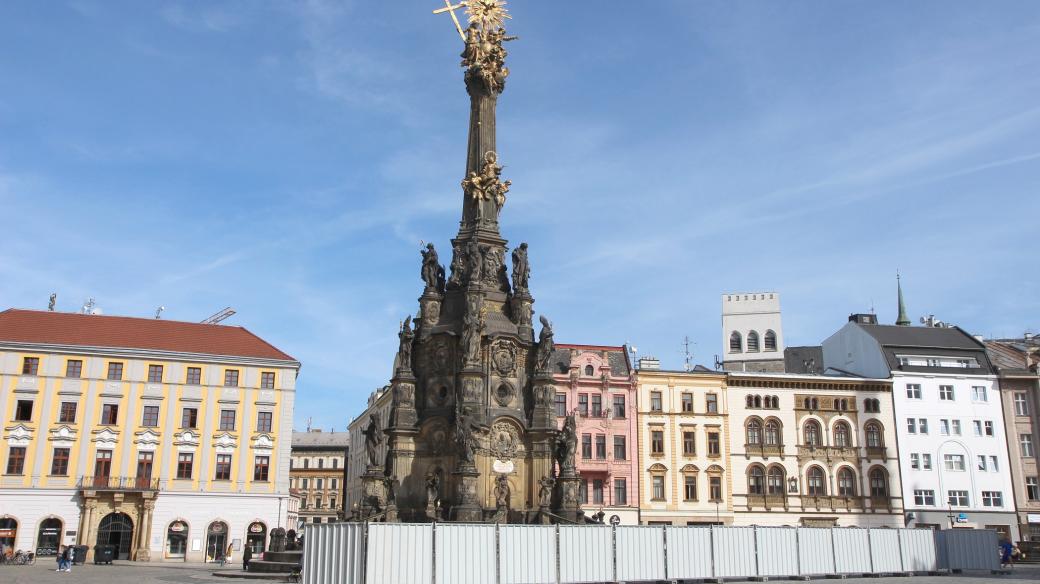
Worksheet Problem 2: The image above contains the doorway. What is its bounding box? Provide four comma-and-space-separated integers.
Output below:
36, 518, 62, 556
97, 512, 134, 560
246, 522, 266, 555
0, 517, 17, 555
165, 521, 188, 560
206, 521, 228, 563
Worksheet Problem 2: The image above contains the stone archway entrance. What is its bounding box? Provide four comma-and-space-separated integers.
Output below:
36, 518, 63, 556
97, 512, 134, 560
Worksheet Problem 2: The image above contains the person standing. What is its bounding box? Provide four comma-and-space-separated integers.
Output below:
224, 543, 233, 567
55, 545, 65, 571
242, 545, 252, 572
63, 544, 74, 572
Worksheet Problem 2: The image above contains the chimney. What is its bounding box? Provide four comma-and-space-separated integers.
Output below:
849, 313, 878, 325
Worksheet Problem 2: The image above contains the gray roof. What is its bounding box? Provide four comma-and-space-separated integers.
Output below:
784, 346, 824, 374
291, 431, 351, 450
854, 324, 992, 374
551, 345, 632, 377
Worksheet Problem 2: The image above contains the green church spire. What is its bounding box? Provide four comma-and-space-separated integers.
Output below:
896, 272, 911, 326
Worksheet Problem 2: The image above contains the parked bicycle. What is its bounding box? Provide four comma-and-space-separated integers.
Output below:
0, 550, 35, 565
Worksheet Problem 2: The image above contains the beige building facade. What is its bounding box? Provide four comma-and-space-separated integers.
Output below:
290, 430, 349, 527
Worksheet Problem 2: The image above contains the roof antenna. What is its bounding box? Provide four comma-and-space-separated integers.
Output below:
306, 417, 313, 432
201, 307, 236, 324
681, 336, 695, 372
155, 306, 165, 319
48, 293, 56, 312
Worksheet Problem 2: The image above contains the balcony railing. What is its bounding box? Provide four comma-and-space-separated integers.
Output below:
78, 476, 160, 491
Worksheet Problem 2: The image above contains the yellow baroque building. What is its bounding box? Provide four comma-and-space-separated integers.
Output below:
0, 309, 299, 562
636, 364, 733, 525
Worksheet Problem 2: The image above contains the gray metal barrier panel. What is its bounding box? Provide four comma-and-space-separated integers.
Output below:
665, 526, 714, 579
435, 523, 496, 584
498, 525, 556, 584
869, 529, 902, 572
366, 523, 433, 584
302, 523, 364, 584
559, 525, 612, 584
833, 528, 872, 574
936, 529, 999, 571
756, 527, 798, 576
615, 526, 665, 582
797, 528, 835, 575
712, 526, 758, 577
899, 529, 937, 572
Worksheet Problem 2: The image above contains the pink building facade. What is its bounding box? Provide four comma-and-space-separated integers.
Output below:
552, 344, 640, 524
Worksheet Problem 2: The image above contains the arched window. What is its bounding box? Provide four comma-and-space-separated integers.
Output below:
833, 422, 851, 448
869, 468, 888, 497
748, 466, 765, 495
584, 365, 595, 376
746, 419, 763, 445
764, 330, 777, 352
804, 420, 822, 447
807, 467, 826, 496
746, 395, 754, 408
804, 398, 812, 409
730, 332, 742, 353
767, 466, 785, 495
747, 331, 760, 352
837, 468, 856, 496
764, 420, 781, 446
753, 396, 762, 409
865, 422, 883, 448
811, 398, 819, 410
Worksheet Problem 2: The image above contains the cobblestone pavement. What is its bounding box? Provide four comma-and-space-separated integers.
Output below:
0, 561, 283, 584
1, 562, 1038, 584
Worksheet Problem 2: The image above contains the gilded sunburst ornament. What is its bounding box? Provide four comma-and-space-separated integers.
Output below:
466, 0, 511, 31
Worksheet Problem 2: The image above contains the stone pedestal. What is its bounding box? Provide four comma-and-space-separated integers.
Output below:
510, 291, 534, 342
451, 468, 482, 522
530, 373, 556, 430
360, 465, 386, 519
390, 373, 417, 429
418, 292, 443, 339
554, 471, 583, 524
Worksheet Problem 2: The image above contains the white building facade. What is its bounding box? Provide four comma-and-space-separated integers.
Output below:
344, 386, 392, 518
823, 315, 1018, 540
721, 293, 785, 373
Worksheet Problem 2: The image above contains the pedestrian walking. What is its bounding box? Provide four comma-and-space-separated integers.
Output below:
242, 545, 252, 572
1000, 539, 1013, 569
224, 543, 233, 567
64, 544, 74, 572
55, 545, 65, 571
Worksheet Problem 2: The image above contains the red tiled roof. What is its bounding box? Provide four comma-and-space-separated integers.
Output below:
0, 309, 296, 362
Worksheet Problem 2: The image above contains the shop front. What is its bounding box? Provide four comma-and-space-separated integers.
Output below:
35, 518, 62, 556
0, 517, 17, 555
165, 521, 188, 560
246, 522, 266, 555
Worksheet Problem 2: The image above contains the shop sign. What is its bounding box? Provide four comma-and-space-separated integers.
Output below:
956, 513, 969, 523
170, 522, 187, 533
0, 529, 16, 538
249, 523, 265, 533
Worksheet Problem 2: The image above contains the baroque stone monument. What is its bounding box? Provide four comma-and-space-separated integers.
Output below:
366, 0, 581, 524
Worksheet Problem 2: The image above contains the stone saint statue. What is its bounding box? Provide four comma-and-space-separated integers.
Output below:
535, 315, 555, 373
465, 241, 482, 284
538, 476, 554, 507
511, 243, 529, 293
555, 415, 578, 474
397, 316, 414, 371
48, 293, 56, 311
455, 407, 480, 466
425, 471, 441, 508
421, 244, 444, 293
494, 474, 511, 509
363, 414, 384, 468
461, 298, 485, 366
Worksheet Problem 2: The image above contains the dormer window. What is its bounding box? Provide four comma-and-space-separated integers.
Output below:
584, 365, 595, 377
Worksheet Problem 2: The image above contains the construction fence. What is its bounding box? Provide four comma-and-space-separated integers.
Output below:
302, 522, 998, 584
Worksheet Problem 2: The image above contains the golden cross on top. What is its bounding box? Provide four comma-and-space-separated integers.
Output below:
433, 0, 467, 41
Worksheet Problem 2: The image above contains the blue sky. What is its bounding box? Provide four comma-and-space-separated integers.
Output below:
2, 1, 1038, 430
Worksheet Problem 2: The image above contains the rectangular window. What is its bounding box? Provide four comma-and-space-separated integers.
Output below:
651, 430, 664, 454
922, 454, 932, 470
579, 480, 588, 504
59, 401, 77, 423
22, 356, 39, 375
613, 435, 627, 460
982, 491, 1003, 507
302, 478, 309, 489
906, 384, 922, 399
1027, 477, 1039, 501
709, 476, 722, 501
944, 454, 965, 471
973, 420, 982, 436
650, 391, 662, 412
684, 475, 697, 501
595, 435, 606, 459
6, 446, 26, 474
581, 434, 592, 459
984, 421, 994, 436
939, 385, 954, 401
107, 362, 123, 380
147, 364, 163, 383
592, 479, 604, 504
1022, 434, 1035, 457
918, 418, 928, 434
907, 418, 917, 434
940, 419, 950, 435
910, 453, 920, 470
65, 360, 82, 378
182, 407, 198, 429
100, 404, 118, 425
683, 431, 696, 456
137, 452, 154, 486
177, 453, 193, 479
578, 394, 588, 416
224, 370, 239, 387
215, 454, 232, 480
14, 400, 33, 421
254, 456, 270, 481
555, 393, 567, 417
591, 394, 602, 417
257, 411, 273, 433
972, 386, 988, 402
51, 447, 70, 476
613, 395, 626, 418
261, 372, 275, 389
330, 496, 337, 510
990, 456, 998, 472
141, 405, 160, 427
219, 409, 236, 431
914, 489, 935, 506
186, 367, 202, 385
681, 393, 693, 412
1016, 393, 1030, 416
706, 393, 719, 413
947, 490, 969, 507
652, 475, 665, 500
977, 455, 987, 471
94, 450, 113, 479
951, 420, 961, 435
614, 478, 628, 505
707, 432, 720, 456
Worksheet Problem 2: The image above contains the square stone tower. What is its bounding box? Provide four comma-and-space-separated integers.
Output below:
721, 292, 785, 373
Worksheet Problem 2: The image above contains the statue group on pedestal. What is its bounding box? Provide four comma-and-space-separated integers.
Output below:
363, 413, 383, 468
421, 244, 446, 294
462, 151, 511, 226
461, 23, 515, 94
